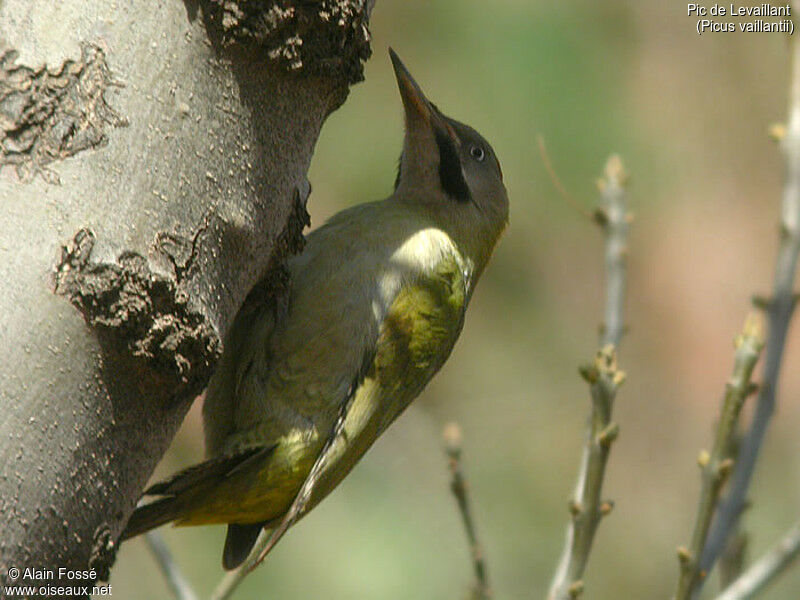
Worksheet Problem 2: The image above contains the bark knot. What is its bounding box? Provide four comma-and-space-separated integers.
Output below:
53, 228, 220, 392
203, 0, 373, 83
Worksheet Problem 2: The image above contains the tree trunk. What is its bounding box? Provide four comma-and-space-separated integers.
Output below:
0, 0, 372, 589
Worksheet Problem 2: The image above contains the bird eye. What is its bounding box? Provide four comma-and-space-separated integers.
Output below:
470, 145, 485, 162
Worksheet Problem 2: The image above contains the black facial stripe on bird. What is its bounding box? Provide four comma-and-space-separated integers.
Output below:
434, 127, 470, 202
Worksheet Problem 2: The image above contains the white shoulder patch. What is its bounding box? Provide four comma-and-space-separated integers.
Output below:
390, 227, 459, 273
371, 228, 467, 324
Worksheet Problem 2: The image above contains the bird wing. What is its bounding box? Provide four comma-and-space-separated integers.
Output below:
202, 282, 280, 457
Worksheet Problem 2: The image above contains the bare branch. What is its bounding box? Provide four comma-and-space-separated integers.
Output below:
443, 423, 491, 600
547, 156, 630, 600
143, 532, 199, 600
672, 316, 764, 600
715, 521, 800, 600
597, 155, 630, 348
699, 1, 800, 577
718, 433, 748, 591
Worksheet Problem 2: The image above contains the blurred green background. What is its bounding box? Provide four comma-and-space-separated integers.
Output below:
111, 2, 800, 598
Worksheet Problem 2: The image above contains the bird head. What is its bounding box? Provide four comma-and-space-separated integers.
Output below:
389, 48, 509, 271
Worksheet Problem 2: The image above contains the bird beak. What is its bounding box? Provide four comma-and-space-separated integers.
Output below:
389, 48, 458, 145
389, 48, 433, 124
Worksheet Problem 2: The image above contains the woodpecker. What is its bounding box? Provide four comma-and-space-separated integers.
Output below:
122, 49, 509, 570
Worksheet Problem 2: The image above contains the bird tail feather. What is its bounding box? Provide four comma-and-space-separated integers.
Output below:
120, 446, 274, 541
223, 522, 266, 570
120, 497, 181, 540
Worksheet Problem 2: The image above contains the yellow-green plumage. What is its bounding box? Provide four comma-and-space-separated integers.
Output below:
121, 49, 508, 570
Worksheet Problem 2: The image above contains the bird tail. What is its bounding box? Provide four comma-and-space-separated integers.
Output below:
121, 497, 181, 540
120, 446, 274, 542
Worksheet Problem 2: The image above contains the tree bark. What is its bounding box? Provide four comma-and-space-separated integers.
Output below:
0, 0, 372, 589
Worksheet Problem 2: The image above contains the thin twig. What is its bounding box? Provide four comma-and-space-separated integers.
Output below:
715, 521, 800, 600
547, 156, 630, 600
718, 433, 748, 591
143, 532, 199, 600
598, 155, 630, 348
672, 315, 765, 600
443, 423, 491, 600
537, 135, 594, 221
699, 5, 800, 580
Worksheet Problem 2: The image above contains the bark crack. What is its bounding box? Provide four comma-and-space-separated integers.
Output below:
155, 210, 215, 284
